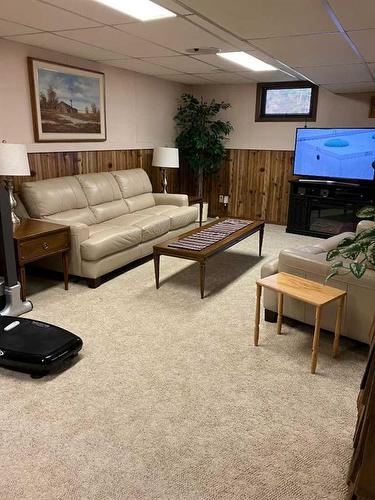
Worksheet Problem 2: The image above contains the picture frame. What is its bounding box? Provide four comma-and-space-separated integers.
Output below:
28, 57, 106, 142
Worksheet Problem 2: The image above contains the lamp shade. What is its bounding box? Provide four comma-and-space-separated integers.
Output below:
0, 143, 30, 176
152, 147, 179, 169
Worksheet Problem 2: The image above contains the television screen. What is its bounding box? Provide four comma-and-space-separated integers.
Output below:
293, 128, 375, 181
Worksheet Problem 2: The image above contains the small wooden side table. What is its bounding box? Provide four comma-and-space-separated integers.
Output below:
13, 219, 71, 301
254, 272, 346, 374
188, 196, 204, 227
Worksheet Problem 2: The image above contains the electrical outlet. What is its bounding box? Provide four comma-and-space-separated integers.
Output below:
223, 195, 229, 205
219, 195, 224, 203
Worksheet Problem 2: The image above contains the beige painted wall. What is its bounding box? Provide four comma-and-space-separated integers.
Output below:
0, 38, 186, 153
192, 84, 375, 150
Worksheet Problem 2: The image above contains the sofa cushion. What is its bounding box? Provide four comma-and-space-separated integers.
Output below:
102, 213, 170, 242
22, 176, 95, 224
112, 168, 152, 198
80, 226, 141, 261
76, 172, 129, 223
138, 205, 197, 230
111, 169, 155, 213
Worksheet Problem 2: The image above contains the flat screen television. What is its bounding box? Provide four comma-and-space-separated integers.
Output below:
293, 128, 375, 182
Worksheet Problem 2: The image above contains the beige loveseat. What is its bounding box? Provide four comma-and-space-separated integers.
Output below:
261, 221, 375, 344
21, 169, 198, 287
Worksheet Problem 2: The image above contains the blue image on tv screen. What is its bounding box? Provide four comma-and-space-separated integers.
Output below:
293, 128, 375, 181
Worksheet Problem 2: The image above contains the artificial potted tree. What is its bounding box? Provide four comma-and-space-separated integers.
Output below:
174, 93, 233, 221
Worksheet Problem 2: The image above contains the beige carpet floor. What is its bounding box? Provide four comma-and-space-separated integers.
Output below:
0, 224, 368, 500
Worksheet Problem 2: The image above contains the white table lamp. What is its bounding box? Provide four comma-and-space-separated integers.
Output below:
152, 147, 179, 193
0, 143, 31, 224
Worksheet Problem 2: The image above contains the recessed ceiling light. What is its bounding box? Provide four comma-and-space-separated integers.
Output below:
218, 51, 276, 71
94, 0, 176, 21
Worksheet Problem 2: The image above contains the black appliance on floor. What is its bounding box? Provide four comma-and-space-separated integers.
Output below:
0, 184, 83, 377
0, 316, 82, 378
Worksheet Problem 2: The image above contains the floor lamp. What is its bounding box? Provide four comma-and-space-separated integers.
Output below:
152, 147, 179, 193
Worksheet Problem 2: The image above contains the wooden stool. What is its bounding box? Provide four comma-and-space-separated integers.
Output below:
254, 272, 346, 374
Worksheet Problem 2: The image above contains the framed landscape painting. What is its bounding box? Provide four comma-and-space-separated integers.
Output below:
28, 58, 106, 142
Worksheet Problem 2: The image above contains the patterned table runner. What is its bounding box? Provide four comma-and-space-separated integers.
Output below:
168, 219, 253, 251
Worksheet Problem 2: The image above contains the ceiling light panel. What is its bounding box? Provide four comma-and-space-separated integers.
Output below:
94, 0, 176, 21
218, 52, 276, 71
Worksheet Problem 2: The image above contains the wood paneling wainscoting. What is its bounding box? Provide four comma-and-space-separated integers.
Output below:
9, 148, 294, 225
203, 149, 294, 225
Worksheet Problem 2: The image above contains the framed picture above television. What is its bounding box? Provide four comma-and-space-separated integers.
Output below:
28, 57, 106, 142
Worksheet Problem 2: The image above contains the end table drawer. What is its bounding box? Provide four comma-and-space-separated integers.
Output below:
19, 231, 69, 262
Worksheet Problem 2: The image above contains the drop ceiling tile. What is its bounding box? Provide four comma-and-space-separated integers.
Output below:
240, 70, 297, 82
323, 82, 375, 93
367, 63, 375, 79
195, 72, 253, 84
116, 16, 235, 53
296, 64, 373, 84
104, 58, 178, 75
0, 18, 40, 36
58, 26, 176, 58
8, 32, 126, 60
145, 55, 217, 73
348, 30, 375, 63
251, 33, 361, 67
187, 15, 251, 49
178, 0, 338, 38
41, 0, 136, 25
158, 74, 214, 84
154, 0, 192, 15
328, 0, 375, 31
0, 0, 100, 31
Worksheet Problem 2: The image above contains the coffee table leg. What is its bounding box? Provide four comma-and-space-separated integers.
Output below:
154, 252, 160, 289
259, 224, 264, 257
277, 293, 283, 335
333, 295, 345, 358
254, 283, 262, 346
200, 261, 206, 299
311, 305, 322, 374
62, 251, 69, 290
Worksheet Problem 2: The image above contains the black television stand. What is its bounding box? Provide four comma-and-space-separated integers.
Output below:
286, 179, 374, 238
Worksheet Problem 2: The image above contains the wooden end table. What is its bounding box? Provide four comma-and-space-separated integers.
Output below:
254, 272, 346, 374
154, 218, 264, 299
13, 219, 71, 301
188, 196, 204, 227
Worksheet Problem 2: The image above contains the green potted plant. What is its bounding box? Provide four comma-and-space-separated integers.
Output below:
174, 93, 233, 218
326, 206, 375, 281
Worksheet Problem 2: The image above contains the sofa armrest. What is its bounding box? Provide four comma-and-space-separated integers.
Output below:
42, 219, 89, 276
44, 220, 89, 240
153, 193, 188, 207
356, 220, 375, 235
261, 257, 279, 278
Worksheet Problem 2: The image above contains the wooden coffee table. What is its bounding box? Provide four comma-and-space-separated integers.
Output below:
153, 218, 264, 299
254, 272, 347, 374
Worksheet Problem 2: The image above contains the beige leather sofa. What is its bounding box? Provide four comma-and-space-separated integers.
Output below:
21, 169, 198, 287
261, 221, 375, 344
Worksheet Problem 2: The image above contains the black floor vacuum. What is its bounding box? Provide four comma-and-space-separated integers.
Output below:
0, 184, 82, 378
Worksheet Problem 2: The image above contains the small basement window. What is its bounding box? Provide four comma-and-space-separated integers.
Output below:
255, 81, 319, 122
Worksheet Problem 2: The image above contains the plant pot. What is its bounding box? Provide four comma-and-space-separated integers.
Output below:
192, 202, 209, 223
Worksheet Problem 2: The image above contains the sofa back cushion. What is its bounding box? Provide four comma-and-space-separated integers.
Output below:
112, 169, 155, 212
76, 172, 129, 223
22, 176, 95, 225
